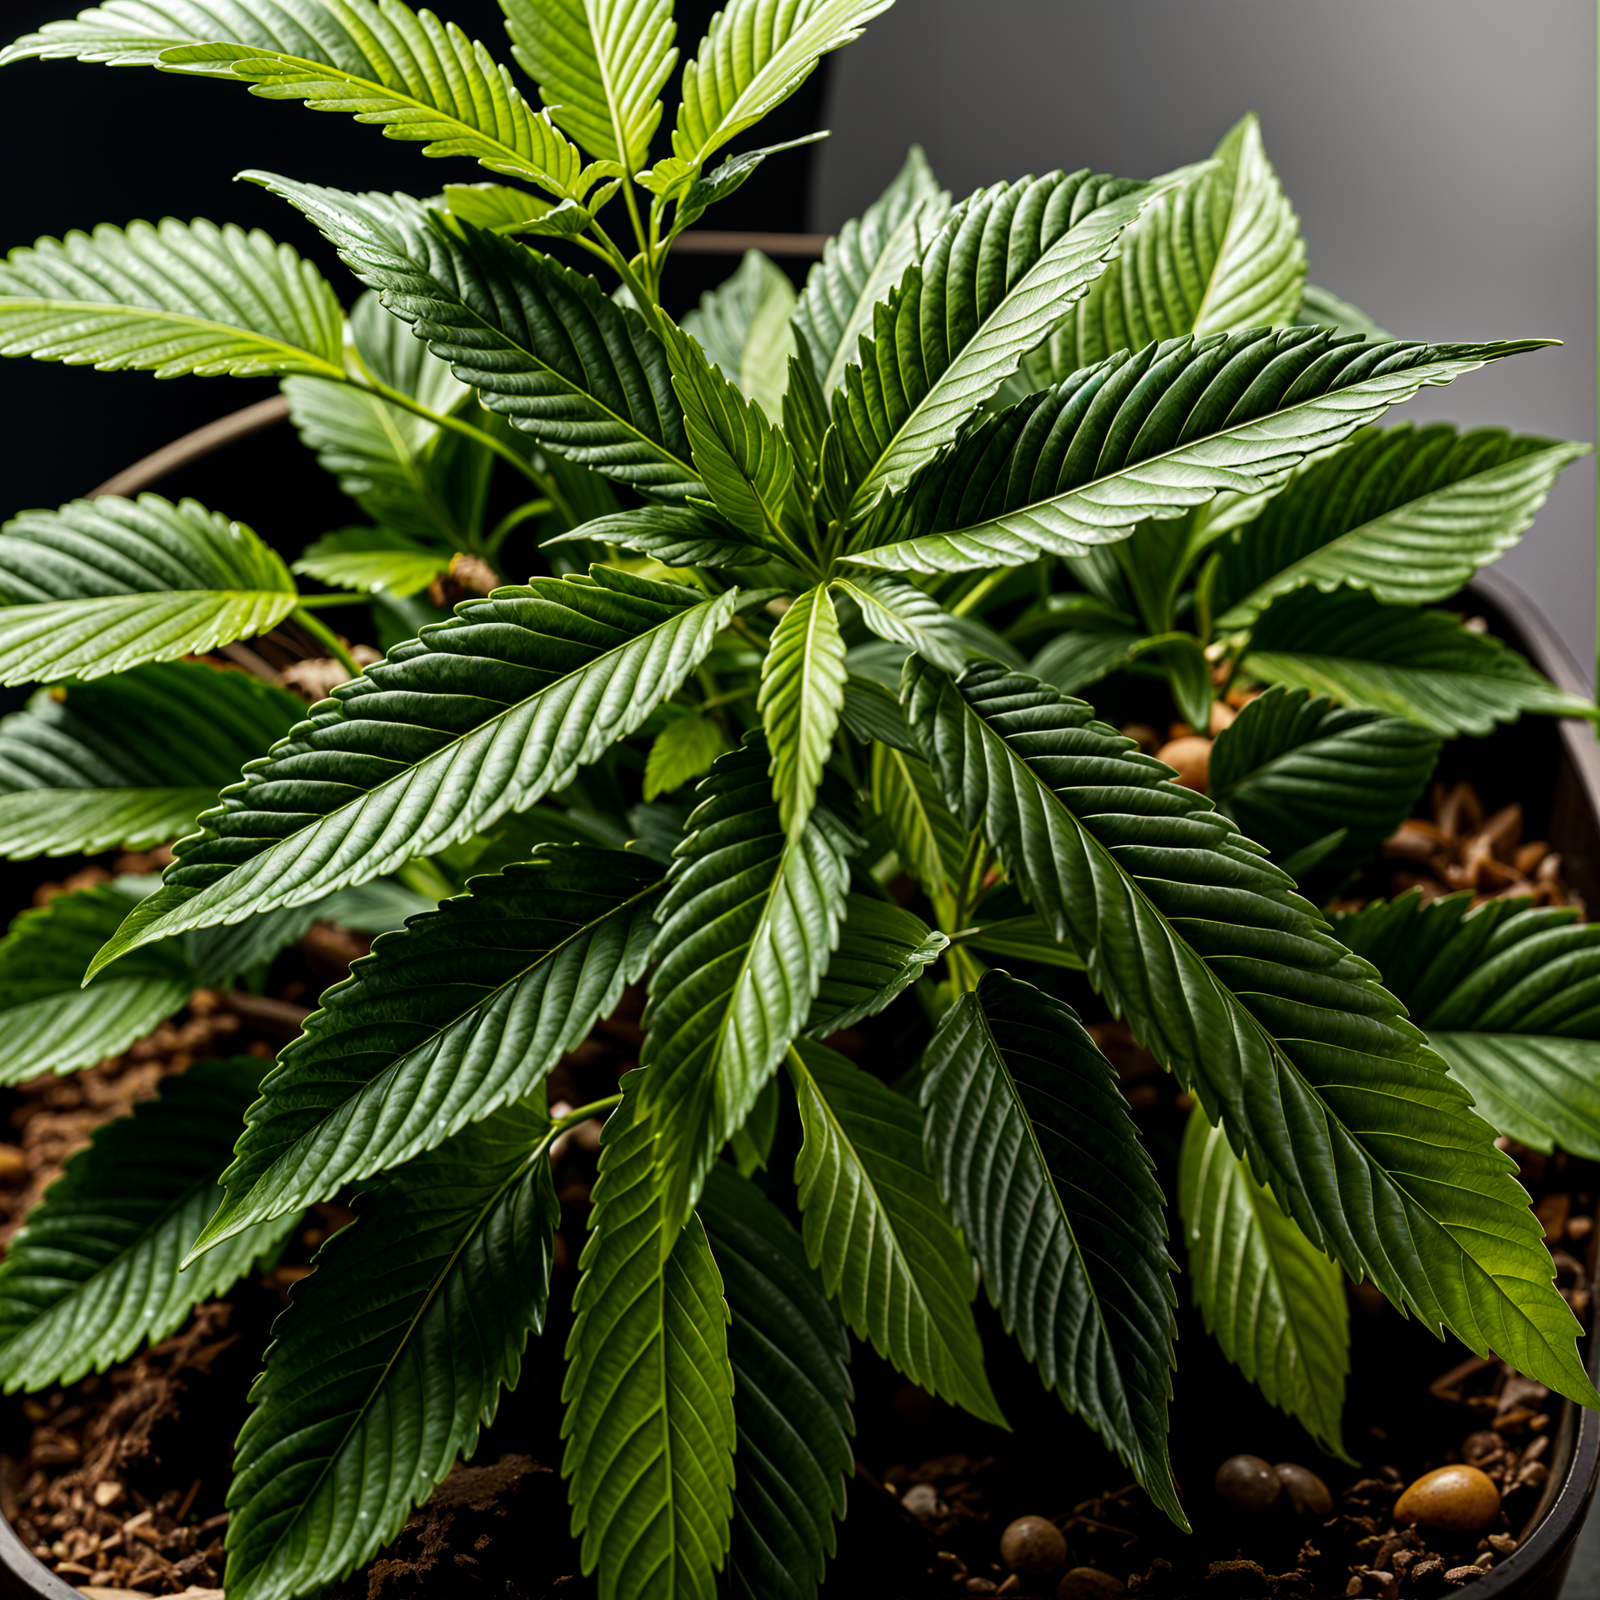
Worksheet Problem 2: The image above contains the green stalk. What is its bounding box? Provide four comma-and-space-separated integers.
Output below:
292, 605, 362, 680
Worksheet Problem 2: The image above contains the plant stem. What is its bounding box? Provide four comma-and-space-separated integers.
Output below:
951, 567, 1015, 616
550, 1094, 624, 1137
292, 605, 362, 679
485, 499, 553, 559
294, 590, 374, 609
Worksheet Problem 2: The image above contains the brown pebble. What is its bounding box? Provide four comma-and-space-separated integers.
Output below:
1570, 1216, 1593, 1241
1443, 1566, 1483, 1584
900, 1482, 946, 1520
1001, 1516, 1066, 1576
1120, 722, 1162, 753
1157, 735, 1211, 793
1461, 1431, 1502, 1465
0, 1144, 25, 1185
1394, 1465, 1501, 1535
1058, 1569, 1125, 1599
1487, 1534, 1518, 1556
967, 1582, 998, 1596
1208, 701, 1236, 735
1275, 1462, 1332, 1516
1215, 1454, 1281, 1513
1412, 1558, 1444, 1582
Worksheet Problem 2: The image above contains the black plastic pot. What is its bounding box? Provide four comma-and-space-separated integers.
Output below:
0, 412, 1596, 1594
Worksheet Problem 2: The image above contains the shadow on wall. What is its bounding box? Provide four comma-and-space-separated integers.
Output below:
809, 0, 1598, 678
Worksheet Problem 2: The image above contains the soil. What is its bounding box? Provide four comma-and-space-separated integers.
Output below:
0, 780, 1594, 1600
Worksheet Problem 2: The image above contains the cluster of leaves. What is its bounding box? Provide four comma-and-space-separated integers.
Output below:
0, 3, 1597, 1598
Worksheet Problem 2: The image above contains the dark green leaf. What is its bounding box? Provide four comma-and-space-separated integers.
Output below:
546, 505, 772, 568
807, 895, 947, 1034
869, 742, 968, 910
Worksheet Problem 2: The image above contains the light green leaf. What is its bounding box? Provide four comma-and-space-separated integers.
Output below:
869, 742, 967, 908
1332, 891, 1600, 1160
0, 1059, 295, 1393
1213, 424, 1591, 628
806, 895, 947, 1035
225, 1102, 558, 1600
251, 174, 702, 497
682, 250, 797, 422
0, 215, 343, 378
640, 738, 855, 1232
292, 527, 451, 598
444, 181, 596, 235
501, 0, 676, 170
1208, 684, 1440, 881
0, 661, 302, 859
0, 494, 297, 684
1246, 587, 1595, 736
1178, 1103, 1351, 1460
699, 1164, 853, 1600
185, 847, 662, 1262
0, 882, 192, 1086
923, 971, 1181, 1522
645, 710, 732, 799
563, 1081, 735, 1600
88, 568, 735, 975
902, 659, 1597, 1408
788, 1037, 1005, 1424
848, 330, 1551, 574
758, 584, 848, 835
831, 572, 965, 674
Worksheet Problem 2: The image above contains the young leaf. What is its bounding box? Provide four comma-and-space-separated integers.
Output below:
1213, 424, 1591, 629
1041, 112, 1305, 379
699, 1164, 854, 1600
501, 0, 676, 170
0, 881, 191, 1086
848, 329, 1552, 574
682, 250, 797, 422
0, 217, 343, 378
645, 711, 732, 799
788, 1038, 1005, 1425
758, 584, 848, 835
831, 573, 966, 674
225, 1102, 559, 1600
902, 659, 1598, 1408
673, 0, 892, 170
186, 848, 662, 1261
292, 527, 451, 598
545, 505, 773, 568
563, 1082, 735, 1600
0, 495, 297, 684
0, 661, 302, 860
1177, 1103, 1351, 1461
793, 144, 949, 399
1332, 891, 1600, 1160
1208, 685, 1439, 882
806, 895, 947, 1035
250, 175, 701, 497
824, 168, 1178, 516
1246, 587, 1594, 736
869, 743, 968, 909
0, 1060, 294, 1392
921, 971, 1181, 1523
88, 568, 735, 975
640, 738, 856, 1232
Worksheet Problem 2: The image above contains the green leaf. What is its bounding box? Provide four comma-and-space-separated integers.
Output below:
1038, 113, 1304, 382
673, 134, 827, 232
250, 174, 701, 497
1296, 283, 1391, 341
0, 1059, 293, 1393
444, 181, 595, 235
824, 168, 1181, 517
922, 971, 1181, 1521
839, 671, 915, 751
0, 215, 343, 378
563, 1082, 735, 1600
0, 882, 191, 1086
1214, 425, 1590, 629
1332, 891, 1600, 1160
793, 145, 949, 398
283, 289, 474, 545
225, 1102, 558, 1600
788, 1037, 1005, 1424
88, 567, 734, 976
548, 505, 772, 568
848, 329, 1552, 574
185, 847, 661, 1262
1139, 633, 1213, 733
960, 914, 1085, 970
902, 659, 1597, 1407
807, 895, 947, 1035
869, 742, 967, 908
292, 526, 451, 598
1029, 628, 1143, 697
1245, 587, 1595, 736
501, 0, 675, 170
0, 661, 302, 859
758, 585, 848, 835
0, 494, 297, 684
830, 573, 965, 675
640, 739, 856, 1232
1208, 684, 1439, 881
699, 1164, 853, 1600
645, 710, 731, 799
1177, 1102, 1351, 1460
681, 250, 797, 422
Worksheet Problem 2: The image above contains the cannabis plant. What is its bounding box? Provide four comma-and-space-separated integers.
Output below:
0, 2, 1596, 1597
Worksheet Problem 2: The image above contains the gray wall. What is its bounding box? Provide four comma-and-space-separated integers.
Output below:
810, 0, 1598, 677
